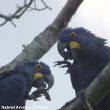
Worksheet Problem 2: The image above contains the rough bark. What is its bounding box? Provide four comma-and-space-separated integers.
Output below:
0, 0, 83, 74
59, 62, 110, 110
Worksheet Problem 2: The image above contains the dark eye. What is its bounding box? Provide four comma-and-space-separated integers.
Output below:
70, 32, 77, 38
35, 64, 42, 70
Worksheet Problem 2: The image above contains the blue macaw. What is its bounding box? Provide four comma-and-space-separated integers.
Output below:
0, 60, 54, 110
55, 27, 110, 110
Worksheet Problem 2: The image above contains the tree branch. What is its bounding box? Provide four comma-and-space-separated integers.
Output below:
59, 62, 110, 110
52, 0, 83, 31
0, 0, 83, 74
0, 0, 51, 26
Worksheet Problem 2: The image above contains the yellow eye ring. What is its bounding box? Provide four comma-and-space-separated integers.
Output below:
70, 32, 77, 38
35, 64, 42, 70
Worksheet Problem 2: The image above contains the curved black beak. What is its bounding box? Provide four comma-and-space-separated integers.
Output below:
44, 73, 54, 90
57, 40, 68, 59
57, 40, 73, 60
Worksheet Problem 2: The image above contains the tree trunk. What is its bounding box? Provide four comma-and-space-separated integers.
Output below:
0, 0, 83, 74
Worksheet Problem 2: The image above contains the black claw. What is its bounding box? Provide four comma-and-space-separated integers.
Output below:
64, 72, 68, 74
59, 64, 69, 68
54, 60, 71, 68
54, 61, 65, 67
44, 91, 51, 101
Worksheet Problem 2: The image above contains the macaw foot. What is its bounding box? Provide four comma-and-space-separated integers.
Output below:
30, 87, 51, 101
54, 60, 71, 68
54, 60, 72, 74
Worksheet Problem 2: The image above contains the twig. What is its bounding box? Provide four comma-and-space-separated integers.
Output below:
28, 0, 52, 11
0, 0, 51, 27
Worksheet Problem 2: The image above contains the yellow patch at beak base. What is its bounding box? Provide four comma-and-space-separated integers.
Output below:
69, 41, 80, 49
33, 73, 43, 81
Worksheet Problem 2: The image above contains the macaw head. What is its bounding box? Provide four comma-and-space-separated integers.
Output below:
16, 60, 54, 90
32, 61, 54, 90
57, 27, 106, 60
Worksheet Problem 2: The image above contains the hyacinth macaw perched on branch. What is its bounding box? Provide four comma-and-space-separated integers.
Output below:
55, 27, 110, 110
0, 60, 54, 110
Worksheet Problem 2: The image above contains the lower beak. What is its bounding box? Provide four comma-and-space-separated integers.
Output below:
33, 78, 46, 88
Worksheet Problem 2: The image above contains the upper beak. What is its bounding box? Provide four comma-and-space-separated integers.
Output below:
44, 73, 54, 90
57, 40, 68, 60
